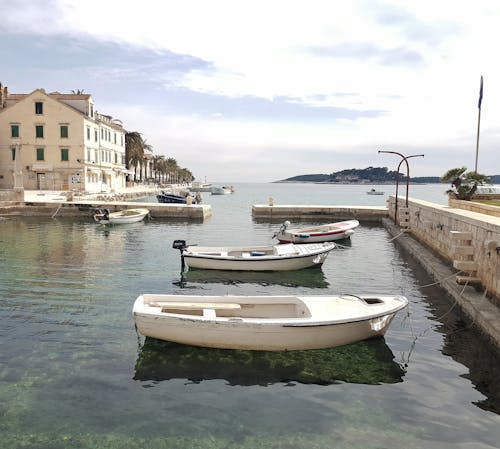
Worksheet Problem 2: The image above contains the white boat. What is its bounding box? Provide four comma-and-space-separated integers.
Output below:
190, 182, 213, 192
93, 208, 149, 224
367, 188, 384, 195
133, 293, 409, 350
274, 219, 359, 243
211, 186, 233, 195
172, 240, 335, 271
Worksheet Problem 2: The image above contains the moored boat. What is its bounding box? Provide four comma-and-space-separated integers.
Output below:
367, 188, 384, 195
172, 240, 335, 271
274, 219, 359, 243
93, 208, 149, 225
133, 293, 409, 350
211, 186, 233, 195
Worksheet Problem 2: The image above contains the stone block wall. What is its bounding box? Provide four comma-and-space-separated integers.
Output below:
387, 196, 500, 299
0, 188, 24, 202
449, 198, 500, 217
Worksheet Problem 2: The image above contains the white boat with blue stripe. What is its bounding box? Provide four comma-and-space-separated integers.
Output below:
173, 240, 335, 271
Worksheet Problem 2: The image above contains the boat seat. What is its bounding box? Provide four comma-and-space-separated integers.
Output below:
203, 308, 216, 318
274, 244, 296, 255
150, 301, 241, 310
242, 252, 251, 258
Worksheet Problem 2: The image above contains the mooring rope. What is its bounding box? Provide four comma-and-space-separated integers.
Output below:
51, 203, 63, 219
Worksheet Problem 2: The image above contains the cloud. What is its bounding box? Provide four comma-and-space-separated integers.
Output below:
0, 0, 498, 181
307, 43, 423, 66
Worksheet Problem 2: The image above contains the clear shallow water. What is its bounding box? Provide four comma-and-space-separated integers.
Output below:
0, 183, 499, 449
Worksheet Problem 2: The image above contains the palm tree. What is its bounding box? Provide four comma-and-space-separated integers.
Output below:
125, 131, 147, 182
165, 158, 179, 183
441, 167, 490, 200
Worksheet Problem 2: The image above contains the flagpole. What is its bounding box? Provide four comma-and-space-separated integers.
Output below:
474, 75, 483, 173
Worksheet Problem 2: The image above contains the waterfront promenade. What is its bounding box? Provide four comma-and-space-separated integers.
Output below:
0, 186, 212, 220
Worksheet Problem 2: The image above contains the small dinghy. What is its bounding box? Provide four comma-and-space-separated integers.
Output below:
93, 208, 149, 225
274, 219, 359, 243
367, 188, 384, 195
173, 240, 335, 271
133, 294, 409, 350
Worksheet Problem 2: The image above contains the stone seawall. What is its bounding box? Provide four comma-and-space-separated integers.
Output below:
449, 198, 500, 217
252, 204, 388, 222
387, 196, 500, 300
0, 200, 212, 221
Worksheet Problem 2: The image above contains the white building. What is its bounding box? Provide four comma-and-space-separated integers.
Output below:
0, 82, 129, 193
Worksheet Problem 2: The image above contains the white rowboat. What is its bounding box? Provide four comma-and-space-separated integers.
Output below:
93, 208, 149, 225
275, 219, 359, 243
367, 188, 384, 195
173, 241, 335, 271
133, 294, 409, 350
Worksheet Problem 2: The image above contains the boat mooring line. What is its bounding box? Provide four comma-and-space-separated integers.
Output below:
388, 229, 408, 242
51, 203, 63, 219
418, 270, 464, 289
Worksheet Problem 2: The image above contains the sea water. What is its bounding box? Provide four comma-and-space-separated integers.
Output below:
0, 183, 499, 449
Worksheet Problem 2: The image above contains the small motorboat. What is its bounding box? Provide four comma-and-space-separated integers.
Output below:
190, 182, 213, 192
93, 208, 149, 225
274, 219, 360, 243
211, 186, 233, 195
133, 293, 409, 350
172, 240, 335, 271
367, 188, 385, 195
157, 190, 188, 203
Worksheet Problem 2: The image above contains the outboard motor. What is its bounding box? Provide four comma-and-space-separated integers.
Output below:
272, 220, 291, 239
172, 240, 187, 251
173, 240, 187, 271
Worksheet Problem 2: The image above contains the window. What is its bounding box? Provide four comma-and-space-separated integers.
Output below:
94, 129, 98, 142
35, 125, 44, 138
60, 125, 69, 138
35, 102, 43, 114
11, 147, 16, 161
11, 125, 19, 138
114, 152, 118, 163
87, 127, 90, 140
114, 132, 117, 144
36, 148, 44, 161
61, 148, 69, 161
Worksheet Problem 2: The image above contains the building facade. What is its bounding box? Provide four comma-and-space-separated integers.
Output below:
0, 83, 128, 193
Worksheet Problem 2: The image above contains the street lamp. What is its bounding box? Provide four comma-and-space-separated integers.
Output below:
378, 150, 424, 224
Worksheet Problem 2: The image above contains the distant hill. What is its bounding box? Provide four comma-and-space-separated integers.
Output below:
278, 167, 500, 184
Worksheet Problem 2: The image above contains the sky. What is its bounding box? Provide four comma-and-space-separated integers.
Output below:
0, 0, 498, 182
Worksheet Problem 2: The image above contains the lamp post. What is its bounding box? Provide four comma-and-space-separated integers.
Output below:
378, 150, 424, 224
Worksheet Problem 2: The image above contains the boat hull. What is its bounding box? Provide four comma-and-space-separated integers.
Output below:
276, 220, 359, 243
133, 294, 408, 350
95, 208, 149, 224
157, 194, 187, 204
182, 243, 335, 271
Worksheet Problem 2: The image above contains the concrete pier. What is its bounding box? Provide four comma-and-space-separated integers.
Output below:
252, 204, 388, 221
0, 199, 212, 221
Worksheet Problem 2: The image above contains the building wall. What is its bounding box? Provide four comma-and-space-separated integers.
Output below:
0, 87, 127, 193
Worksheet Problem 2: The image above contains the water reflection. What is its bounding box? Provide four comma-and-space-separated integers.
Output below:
439, 307, 500, 414
133, 337, 405, 386
174, 268, 330, 288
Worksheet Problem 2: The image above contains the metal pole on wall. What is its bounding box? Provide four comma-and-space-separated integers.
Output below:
378, 150, 424, 223
474, 75, 483, 173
